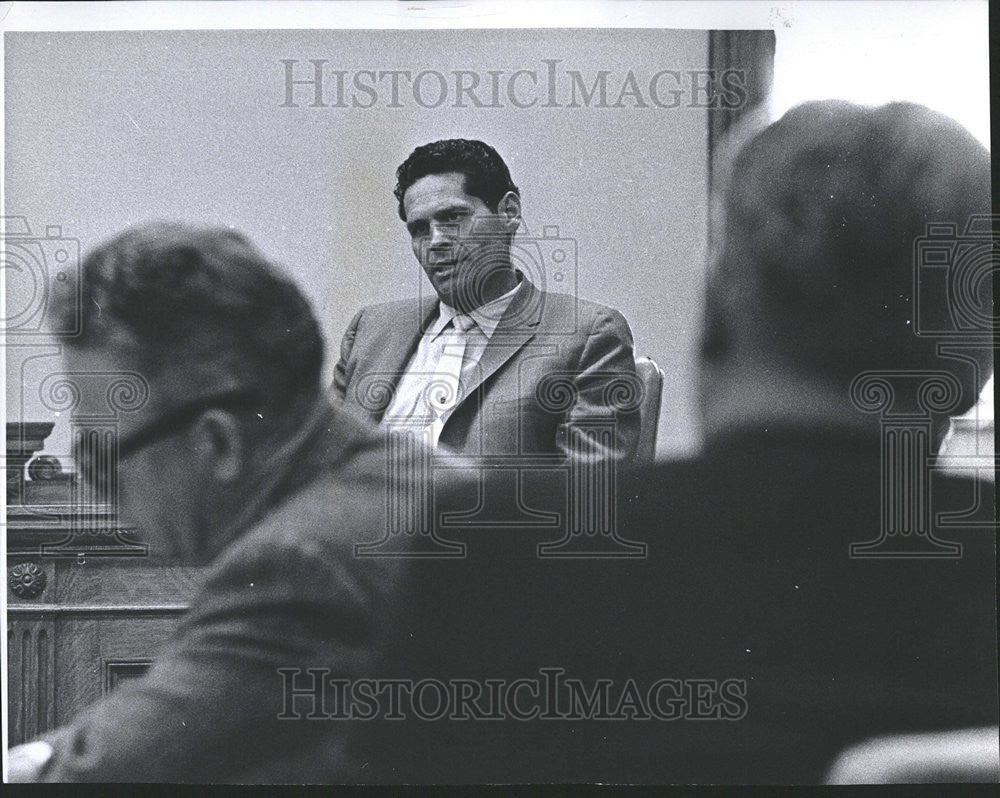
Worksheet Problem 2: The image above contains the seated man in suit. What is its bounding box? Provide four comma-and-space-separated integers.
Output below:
6, 223, 423, 782
332, 138, 641, 461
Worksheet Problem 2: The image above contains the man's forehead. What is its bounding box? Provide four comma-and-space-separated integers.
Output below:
402, 172, 483, 218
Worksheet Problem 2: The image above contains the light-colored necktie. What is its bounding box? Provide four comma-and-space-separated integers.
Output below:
423, 313, 475, 447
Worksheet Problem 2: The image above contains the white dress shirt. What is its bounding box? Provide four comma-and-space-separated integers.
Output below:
383, 281, 522, 446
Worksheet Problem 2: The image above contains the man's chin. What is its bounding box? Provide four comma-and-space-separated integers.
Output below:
430, 276, 458, 305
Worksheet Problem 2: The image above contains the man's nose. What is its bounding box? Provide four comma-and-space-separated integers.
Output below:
429, 222, 457, 248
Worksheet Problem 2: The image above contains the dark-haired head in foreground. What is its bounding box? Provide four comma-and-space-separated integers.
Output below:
701, 100, 992, 448
49, 222, 325, 562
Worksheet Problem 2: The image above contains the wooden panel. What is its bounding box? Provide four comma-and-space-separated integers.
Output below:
7, 617, 56, 746
7, 554, 198, 740
6, 559, 55, 604
53, 614, 184, 725
53, 559, 203, 605
103, 660, 152, 694
6, 425, 200, 743
7, 554, 202, 609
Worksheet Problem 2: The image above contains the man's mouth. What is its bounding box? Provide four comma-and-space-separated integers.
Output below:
428, 245, 461, 269
428, 259, 457, 273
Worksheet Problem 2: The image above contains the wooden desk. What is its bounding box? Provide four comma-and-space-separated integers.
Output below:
7, 501, 202, 746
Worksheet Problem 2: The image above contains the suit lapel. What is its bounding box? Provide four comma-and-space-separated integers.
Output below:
458, 278, 542, 402
361, 297, 438, 421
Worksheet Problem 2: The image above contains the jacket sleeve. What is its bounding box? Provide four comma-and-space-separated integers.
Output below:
558, 307, 642, 463
32, 535, 381, 783
331, 309, 365, 402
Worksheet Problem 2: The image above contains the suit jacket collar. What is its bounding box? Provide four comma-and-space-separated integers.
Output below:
361, 299, 439, 422
219, 397, 377, 548
437, 280, 523, 341
360, 276, 542, 423
456, 276, 542, 402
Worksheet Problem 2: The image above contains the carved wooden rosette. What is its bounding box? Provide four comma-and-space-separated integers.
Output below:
9, 561, 48, 599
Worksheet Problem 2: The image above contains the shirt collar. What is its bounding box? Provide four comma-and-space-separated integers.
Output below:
432, 279, 523, 340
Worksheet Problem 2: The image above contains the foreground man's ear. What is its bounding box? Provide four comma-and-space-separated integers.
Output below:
192, 410, 245, 483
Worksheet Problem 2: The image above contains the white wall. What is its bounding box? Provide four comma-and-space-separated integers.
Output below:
770, 2, 990, 148
4, 29, 710, 461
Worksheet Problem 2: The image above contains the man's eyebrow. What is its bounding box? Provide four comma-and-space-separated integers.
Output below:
432, 203, 470, 217
406, 204, 471, 232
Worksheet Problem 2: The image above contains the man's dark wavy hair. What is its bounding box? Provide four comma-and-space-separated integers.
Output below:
394, 139, 520, 220
48, 222, 324, 414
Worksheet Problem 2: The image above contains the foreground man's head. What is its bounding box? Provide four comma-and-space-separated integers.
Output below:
49, 222, 325, 562
701, 100, 992, 446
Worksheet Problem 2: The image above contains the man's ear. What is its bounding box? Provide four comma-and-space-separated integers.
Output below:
497, 191, 522, 235
191, 410, 245, 484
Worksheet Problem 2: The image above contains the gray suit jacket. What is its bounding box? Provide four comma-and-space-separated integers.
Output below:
332, 278, 641, 461
30, 401, 416, 783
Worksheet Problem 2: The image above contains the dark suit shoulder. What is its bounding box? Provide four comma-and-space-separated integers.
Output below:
208, 457, 396, 581
188, 420, 407, 634
575, 293, 629, 320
